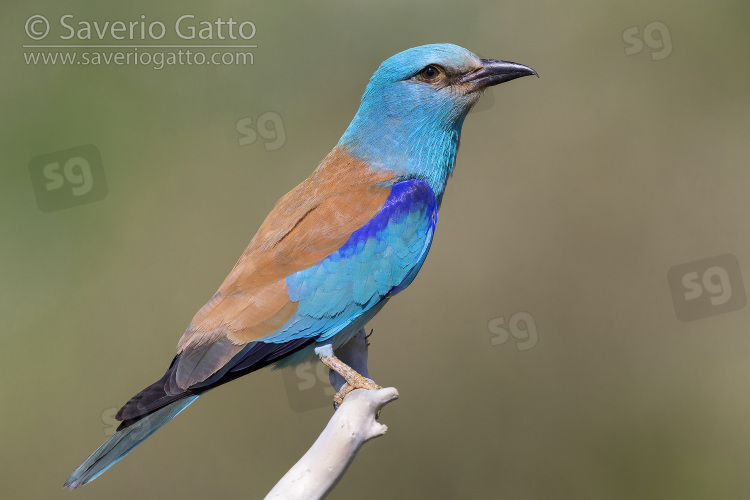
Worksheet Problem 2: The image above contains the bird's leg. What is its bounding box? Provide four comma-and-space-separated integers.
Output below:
315, 344, 381, 409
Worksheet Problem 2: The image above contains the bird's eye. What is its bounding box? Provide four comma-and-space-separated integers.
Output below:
417, 65, 443, 82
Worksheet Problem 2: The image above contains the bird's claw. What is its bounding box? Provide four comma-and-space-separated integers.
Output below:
332, 376, 381, 410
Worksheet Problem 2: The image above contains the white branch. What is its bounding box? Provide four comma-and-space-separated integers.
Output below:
265, 330, 398, 500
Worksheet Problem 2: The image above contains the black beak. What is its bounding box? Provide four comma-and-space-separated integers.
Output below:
461, 59, 538, 92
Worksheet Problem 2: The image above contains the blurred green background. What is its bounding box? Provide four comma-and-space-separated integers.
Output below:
3, 0, 750, 498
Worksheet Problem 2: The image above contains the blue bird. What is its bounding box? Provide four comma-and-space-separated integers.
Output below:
64, 43, 536, 489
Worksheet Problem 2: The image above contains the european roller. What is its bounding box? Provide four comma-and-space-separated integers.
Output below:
64, 43, 536, 489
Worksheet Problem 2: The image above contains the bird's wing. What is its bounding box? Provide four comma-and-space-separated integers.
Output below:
172, 148, 396, 390
261, 177, 437, 345
117, 150, 438, 422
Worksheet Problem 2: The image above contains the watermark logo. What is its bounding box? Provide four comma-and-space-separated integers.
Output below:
101, 406, 119, 437
24, 14, 257, 42
488, 311, 539, 351
470, 87, 496, 115
469, 53, 497, 115
667, 254, 746, 322
236, 112, 286, 151
23, 14, 257, 70
623, 21, 672, 61
25, 14, 50, 40
282, 360, 334, 412
28, 144, 107, 212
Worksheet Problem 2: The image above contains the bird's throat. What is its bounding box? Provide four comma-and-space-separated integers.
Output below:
337, 109, 468, 206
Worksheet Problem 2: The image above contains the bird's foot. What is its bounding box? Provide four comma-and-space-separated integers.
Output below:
333, 376, 381, 410
317, 350, 381, 410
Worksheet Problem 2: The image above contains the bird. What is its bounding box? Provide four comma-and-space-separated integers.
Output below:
64, 43, 536, 489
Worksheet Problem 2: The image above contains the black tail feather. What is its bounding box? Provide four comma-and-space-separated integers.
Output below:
115, 338, 314, 424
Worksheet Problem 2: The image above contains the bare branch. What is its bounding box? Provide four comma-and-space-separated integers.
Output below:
265, 330, 398, 500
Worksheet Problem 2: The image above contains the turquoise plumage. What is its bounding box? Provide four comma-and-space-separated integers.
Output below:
280, 179, 437, 344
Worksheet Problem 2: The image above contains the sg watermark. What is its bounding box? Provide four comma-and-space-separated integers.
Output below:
623, 21, 672, 61
101, 406, 119, 437
668, 254, 746, 322
282, 360, 335, 412
488, 311, 539, 351
28, 144, 107, 212
468, 53, 497, 115
236, 112, 286, 151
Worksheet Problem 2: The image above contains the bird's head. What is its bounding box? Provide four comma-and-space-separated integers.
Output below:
360, 43, 536, 121
338, 43, 536, 203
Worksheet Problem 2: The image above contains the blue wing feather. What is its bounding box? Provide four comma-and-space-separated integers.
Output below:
265, 179, 437, 344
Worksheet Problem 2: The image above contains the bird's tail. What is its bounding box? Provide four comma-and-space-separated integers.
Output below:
63, 395, 198, 490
